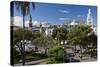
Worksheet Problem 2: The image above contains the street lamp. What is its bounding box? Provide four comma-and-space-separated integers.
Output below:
21, 40, 23, 49
60, 40, 65, 62
20, 40, 27, 65
60, 40, 67, 62
61, 40, 67, 48
65, 40, 67, 44
61, 41, 64, 45
55, 37, 57, 43
64, 40, 67, 48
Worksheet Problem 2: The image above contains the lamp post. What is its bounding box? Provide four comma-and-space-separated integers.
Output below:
61, 41, 64, 45
20, 40, 27, 65
55, 37, 57, 44
60, 40, 67, 62
20, 40, 24, 65
55, 37, 60, 45
65, 40, 67, 44
61, 40, 67, 48
60, 41, 64, 62
65, 40, 67, 48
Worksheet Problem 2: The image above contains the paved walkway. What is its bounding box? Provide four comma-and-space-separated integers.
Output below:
72, 55, 97, 62
14, 58, 49, 66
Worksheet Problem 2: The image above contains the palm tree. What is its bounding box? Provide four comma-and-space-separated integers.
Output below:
14, 1, 35, 65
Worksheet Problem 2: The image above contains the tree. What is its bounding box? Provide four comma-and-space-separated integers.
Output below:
33, 34, 54, 55
13, 28, 34, 63
13, 28, 34, 42
52, 27, 68, 43
88, 33, 97, 48
47, 44, 66, 63
87, 33, 97, 57
32, 32, 42, 40
67, 25, 90, 59
14, 1, 35, 65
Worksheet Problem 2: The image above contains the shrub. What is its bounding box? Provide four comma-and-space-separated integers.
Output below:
48, 45, 65, 62
13, 48, 22, 63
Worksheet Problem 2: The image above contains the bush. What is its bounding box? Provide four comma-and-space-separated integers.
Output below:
48, 45, 65, 62
13, 48, 22, 63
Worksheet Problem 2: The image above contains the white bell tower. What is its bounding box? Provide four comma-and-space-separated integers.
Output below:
87, 8, 93, 27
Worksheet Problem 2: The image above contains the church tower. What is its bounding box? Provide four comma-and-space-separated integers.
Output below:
87, 8, 93, 27
29, 15, 33, 28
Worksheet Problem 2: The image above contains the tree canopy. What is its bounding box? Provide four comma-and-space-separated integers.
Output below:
67, 25, 90, 48
52, 27, 68, 43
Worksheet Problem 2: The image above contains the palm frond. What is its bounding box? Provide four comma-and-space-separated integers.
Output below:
14, 1, 35, 16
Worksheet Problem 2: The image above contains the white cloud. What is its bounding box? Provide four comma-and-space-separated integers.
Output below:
13, 16, 23, 27
13, 16, 29, 27
33, 21, 40, 25
59, 10, 70, 13
13, 16, 44, 27
59, 18, 70, 20
25, 20, 30, 27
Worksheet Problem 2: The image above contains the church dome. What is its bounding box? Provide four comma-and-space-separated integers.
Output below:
33, 21, 41, 27
69, 19, 78, 26
42, 21, 50, 27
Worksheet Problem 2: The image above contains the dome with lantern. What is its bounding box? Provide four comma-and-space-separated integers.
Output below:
69, 19, 78, 26
42, 21, 50, 27
33, 21, 41, 27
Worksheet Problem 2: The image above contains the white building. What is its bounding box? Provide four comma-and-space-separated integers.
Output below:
45, 28, 53, 36
69, 19, 78, 26
28, 18, 53, 36
87, 8, 93, 27
86, 8, 97, 35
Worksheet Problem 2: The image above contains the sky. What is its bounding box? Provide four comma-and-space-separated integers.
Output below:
12, 2, 97, 26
